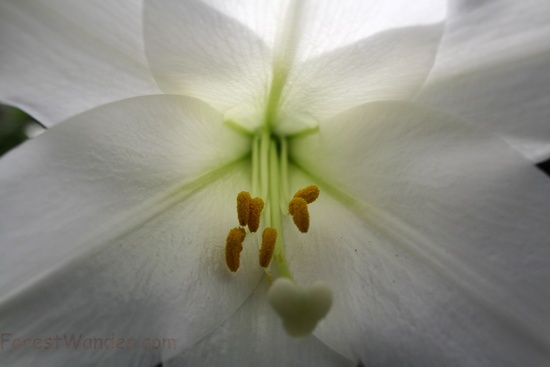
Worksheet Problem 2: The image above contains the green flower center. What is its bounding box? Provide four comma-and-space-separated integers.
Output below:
222, 95, 333, 337
222, 126, 332, 338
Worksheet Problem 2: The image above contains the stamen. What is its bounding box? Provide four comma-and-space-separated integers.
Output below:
248, 197, 265, 233
293, 185, 320, 204
288, 197, 309, 233
259, 227, 277, 268
236, 191, 252, 226
225, 227, 246, 272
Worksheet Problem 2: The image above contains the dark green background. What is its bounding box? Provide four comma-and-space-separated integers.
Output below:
0, 104, 44, 157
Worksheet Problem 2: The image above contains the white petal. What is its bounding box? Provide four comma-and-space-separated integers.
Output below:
143, 0, 272, 131
288, 101, 550, 365
0, 95, 260, 365
193, 0, 445, 62
417, 1, 550, 161
196, 0, 286, 48
166, 278, 354, 367
0, 0, 160, 126
269, 0, 445, 134
141, 0, 446, 132
276, 24, 444, 134
273, 0, 446, 63
425, 0, 550, 76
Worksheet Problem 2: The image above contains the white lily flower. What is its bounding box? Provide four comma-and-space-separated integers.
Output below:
1, 1, 549, 366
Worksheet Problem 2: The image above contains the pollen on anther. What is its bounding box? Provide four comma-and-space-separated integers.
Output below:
293, 185, 320, 204
248, 197, 264, 233
259, 227, 277, 268
225, 227, 246, 272
237, 191, 251, 226
289, 197, 310, 233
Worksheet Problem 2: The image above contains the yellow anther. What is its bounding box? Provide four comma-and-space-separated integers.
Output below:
259, 227, 277, 268
225, 227, 246, 272
236, 191, 251, 226
293, 185, 320, 204
288, 197, 310, 233
248, 197, 264, 233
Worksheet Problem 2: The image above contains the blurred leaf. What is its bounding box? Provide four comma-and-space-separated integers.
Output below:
0, 104, 44, 156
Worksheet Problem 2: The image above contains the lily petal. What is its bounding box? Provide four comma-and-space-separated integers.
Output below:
201, 0, 445, 60
143, 0, 272, 131
0, 95, 260, 365
289, 101, 550, 365
416, 0, 550, 162
186, 0, 286, 53
248, 0, 446, 134
0, 0, 160, 126
166, 278, 354, 367
271, 0, 446, 62
277, 23, 444, 134
142, 0, 447, 133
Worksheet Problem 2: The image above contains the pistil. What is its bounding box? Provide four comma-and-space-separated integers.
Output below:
222, 128, 332, 336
